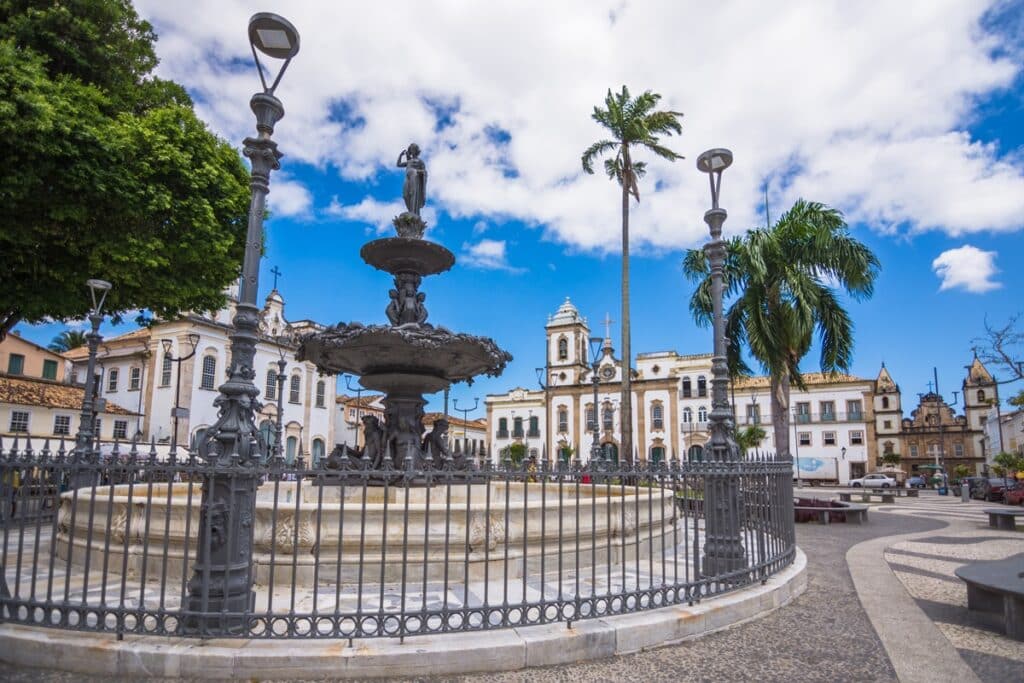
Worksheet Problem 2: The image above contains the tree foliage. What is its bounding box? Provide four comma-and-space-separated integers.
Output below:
48, 329, 88, 352
736, 425, 766, 451
683, 200, 881, 458
880, 452, 902, 466
582, 86, 683, 464
0, 0, 250, 338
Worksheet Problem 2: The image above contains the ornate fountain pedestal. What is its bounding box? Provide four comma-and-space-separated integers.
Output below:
298, 156, 511, 479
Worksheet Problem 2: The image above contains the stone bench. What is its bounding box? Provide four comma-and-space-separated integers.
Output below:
794, 500, 868, 525
983, 508, 1024, 531
839, 491, 895, 504
954, 553, 1024, 641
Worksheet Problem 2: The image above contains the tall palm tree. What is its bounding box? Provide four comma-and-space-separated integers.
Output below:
48, 329, 89, 352
682, 199, 880, 458
582, 86, 683, 463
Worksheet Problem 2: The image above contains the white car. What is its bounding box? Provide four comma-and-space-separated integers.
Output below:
849, 473, 897, 488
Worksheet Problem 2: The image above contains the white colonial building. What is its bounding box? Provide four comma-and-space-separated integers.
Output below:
486, 298, 885, 483
65, 286, 335, 463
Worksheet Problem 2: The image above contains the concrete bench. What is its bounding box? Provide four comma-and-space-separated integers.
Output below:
982, 508, 1024, 531
794, 501, 868, 525
839, 491, 895, 504
954, 553, 1024, 641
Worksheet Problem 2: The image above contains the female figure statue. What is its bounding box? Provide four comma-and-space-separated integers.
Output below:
397, 143, 427, 216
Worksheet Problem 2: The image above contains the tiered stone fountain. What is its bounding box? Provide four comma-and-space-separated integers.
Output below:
296, 143, 512, 476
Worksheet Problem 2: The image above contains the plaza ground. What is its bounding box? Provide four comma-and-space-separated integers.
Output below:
1, 491, 1020, 682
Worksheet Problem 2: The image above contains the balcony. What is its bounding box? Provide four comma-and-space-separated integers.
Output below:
792, 411, 865, 424
496, 429, 509, 439
527, 428, 540, 438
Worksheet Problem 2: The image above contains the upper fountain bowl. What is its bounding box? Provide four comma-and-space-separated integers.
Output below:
361, 238, 454, 276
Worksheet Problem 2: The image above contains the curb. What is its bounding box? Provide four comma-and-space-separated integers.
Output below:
0, 549, 806, 679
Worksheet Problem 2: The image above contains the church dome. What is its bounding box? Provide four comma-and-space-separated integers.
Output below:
546, 297, 584, 327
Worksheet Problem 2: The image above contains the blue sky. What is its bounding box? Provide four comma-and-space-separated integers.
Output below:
16, 0, 1024, 418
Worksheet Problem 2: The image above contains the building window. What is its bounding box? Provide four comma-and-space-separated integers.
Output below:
883, 420, 892, 429
497, 417, 508, 438
265, 370, 277, 400
557, 337, 568, 360
697, 376, 707, 397
682, 407, 692, 424
883, 441, 894, 455
528, 415, 539, 438
820, 401, 835, 421
651, 403, 664, 430
42, 359, 58, 380
846, 400, 862, 420
9, 411, 29, 433
512, 417, 524, 438
557, 407, 568, 433
976, 389, 986, 403
348, 407, 356, 419
798, 432, 811, 447
113, 420, 128, 440
7, 353, 25, 375
650, 446, 665, 463
681, 377, 692, 398
161, 353, 173, 386
286, 436, 297, 464
910, 444, 919, 458
106, 368, 118, 392
316, 380, 326, 408
881, 396, 890, 409
697, 406, 707, 423
602, 404, 613, 431
312, 438, 325, 464
129, 367, 141, 390
795, 402, 810, 423
93, 418, 101, 436
954, 443, 964, 457
289, 375, 301, 403
258, 420, 274, 451
53, 415, 71, 435
850, 430, 864, 445
745, 403, 760, 425
687, 444, 704, 462
823, 431, 837, 446
200, 356, 217, 390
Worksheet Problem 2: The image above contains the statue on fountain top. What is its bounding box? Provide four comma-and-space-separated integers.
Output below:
394, 143, 428, 238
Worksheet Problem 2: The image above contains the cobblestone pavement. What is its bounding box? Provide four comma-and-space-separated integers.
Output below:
1, 493, 1011, 683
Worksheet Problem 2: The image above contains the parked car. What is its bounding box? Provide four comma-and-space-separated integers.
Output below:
951, 476, 985, 497
1005, 482, 1024, 506
850, 473, 897, 488
972, 477, 1014, 502
906, 475, 927, 489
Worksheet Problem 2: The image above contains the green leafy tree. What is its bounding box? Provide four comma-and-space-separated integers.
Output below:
880, 452, 902, 467
993, 451, 1021, 485
0, 0, 250, 339
683, 200, 880, 459
582, 86, 684, 464
953, 464, 970, 481
736, 425, 766, 452
1008, 390, 1024, 408
507, 443, 527, 466
48, 329, 89, 352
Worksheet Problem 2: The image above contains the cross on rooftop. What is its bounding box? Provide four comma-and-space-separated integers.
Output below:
603, 312, 615, 340
270, 265, 282, 290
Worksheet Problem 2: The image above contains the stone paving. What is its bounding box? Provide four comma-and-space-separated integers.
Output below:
1, 491, 1018, 682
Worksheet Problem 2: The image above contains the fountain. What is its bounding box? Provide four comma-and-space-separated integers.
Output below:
297, 143, 512, 476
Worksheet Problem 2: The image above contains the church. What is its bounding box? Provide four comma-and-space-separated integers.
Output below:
485, 298, 997, 483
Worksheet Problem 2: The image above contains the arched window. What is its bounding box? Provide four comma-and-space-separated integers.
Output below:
528, 415, 539, 437
682, 407, 692, 424
585, 405, 596, 430
881, 396, 889, 409
651, 403, 664, 430
513, 417, 524, 437
650, 446, 665, 463
557, 407, 568, 433
265, 370, 277, 400
681, 377, 692, 398
259, 420, 274, 454
312, 438, 325, 464
977, 389, 986, 403
557, 337, 568, 360
289, 375, 301, 403
286, 436, 297, 463
161, 353, 173, 386
497, 417, 508, 437
200, 355, 217, 390
883, 441, 894, 455
687, 444, 704, 462
602, 404, 613, 431
697, 376, 707, 397
698, 406, 708, 423
316, 380, 326, 408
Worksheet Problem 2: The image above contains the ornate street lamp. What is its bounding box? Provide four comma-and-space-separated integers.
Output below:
344, 374, 366, 447
535, 366, 549, 459
73, 279, 112, 482
274, 335, 290, 459
696, 147, 746, 576
588, 335, 603, 464
184, 13, 299, 636
453, 397, 479, 455
161, 333, 200, 450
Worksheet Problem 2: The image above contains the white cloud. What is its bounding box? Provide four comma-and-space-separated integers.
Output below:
325, 196, 438, 234
267, 175, 313, 218
460, 239, 523, 272
932, 245, 1000, 293
137, 0, 1024, 251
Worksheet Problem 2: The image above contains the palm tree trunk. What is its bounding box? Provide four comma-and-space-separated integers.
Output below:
620, 177, 632, 465
770, 371, 790, 459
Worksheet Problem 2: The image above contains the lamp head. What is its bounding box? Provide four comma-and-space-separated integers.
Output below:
161, 338, 173, 356
248, 13, 300, 95
86, 278, 112, 315
696, 148, 733, 211
589, 336, 603, 364
187, 333, 200, 351
535, 366, 546, 388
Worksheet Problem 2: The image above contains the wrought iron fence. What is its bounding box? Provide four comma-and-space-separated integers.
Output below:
0, 437, 795, 640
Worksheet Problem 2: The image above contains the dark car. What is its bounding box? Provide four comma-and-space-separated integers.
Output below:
952, 476, 985, 497
1005, 481, 1024, 506
972, 477, 1014, 502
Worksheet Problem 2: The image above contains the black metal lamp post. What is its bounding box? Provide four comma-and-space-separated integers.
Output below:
162, 333, 200, 451
453, 397, 478, 455
184, 12, 299, 636
344, 374, 365, 447
696, 148, 746, 576
535, 366, 549, 460
74, 279, 112, 453
273, 337, 289, 459
588, 335, 603, 464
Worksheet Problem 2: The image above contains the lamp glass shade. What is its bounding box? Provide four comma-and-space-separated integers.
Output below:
589, 336, 603, 364
161, 339, 173, 355
248, 13, 300, 59
696, 148, 733, 174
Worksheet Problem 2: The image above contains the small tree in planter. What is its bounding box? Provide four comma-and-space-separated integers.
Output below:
879, 452, 901, 467
953, 464, 970, 483
507, 443, 527, 466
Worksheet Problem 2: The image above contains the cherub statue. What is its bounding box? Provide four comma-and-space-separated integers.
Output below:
361, 415, 386, 467
422, 418, 451, 462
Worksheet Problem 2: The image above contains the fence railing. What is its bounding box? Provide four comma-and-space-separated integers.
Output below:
0, 438, 795, 640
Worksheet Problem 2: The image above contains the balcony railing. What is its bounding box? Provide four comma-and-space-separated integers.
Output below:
792, 411, 864, 424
